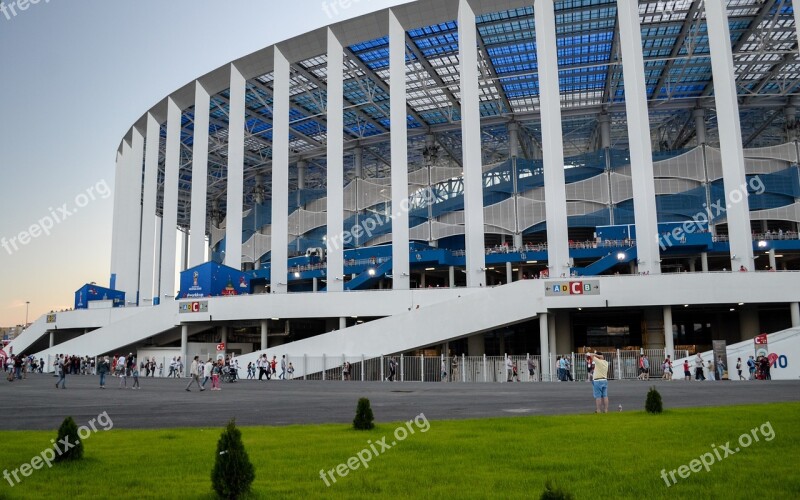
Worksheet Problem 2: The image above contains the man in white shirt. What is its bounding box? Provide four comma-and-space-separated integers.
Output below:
184, 356, 204, 391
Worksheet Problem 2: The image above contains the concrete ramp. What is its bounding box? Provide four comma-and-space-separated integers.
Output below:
235, 278, 542, 375
30, 305, 178, 360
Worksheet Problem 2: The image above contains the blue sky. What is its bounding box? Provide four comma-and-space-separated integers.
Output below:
0, 0, 409, 326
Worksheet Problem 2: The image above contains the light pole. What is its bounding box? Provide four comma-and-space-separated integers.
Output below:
25, 301, 30, 328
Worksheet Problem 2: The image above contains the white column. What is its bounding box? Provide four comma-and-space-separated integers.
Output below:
535, 0, 571, 279
139, 114, 160, 305
617, 0, 661, 275
110, 149, 123, 290
790, 302, 800, 328
505, 261, 512, 284
390, 10, 411, 290
701, 252, 709, 272
339, 317, 347, 330
49, 331, 54, 348
161, 98, 182, 301
260, 320, 268, 350
539, 313, 551, 381
220, 326, 228, 358
795, 0, 800, 59
458, 0, 486, 288
225, 64, 246, 271
272, 47, 291, 294
449, 266, 455, 288
326, 28, 345, 292
124, 128, 144, 304
705, 0, 754, 271
663, 306, 674, 360
180, 325, 188, 373
189, 81, 210, 268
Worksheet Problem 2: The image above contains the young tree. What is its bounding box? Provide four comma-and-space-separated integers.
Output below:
353, 397, 375, 430
211, 419, 255, 499
54, 417, 84, 462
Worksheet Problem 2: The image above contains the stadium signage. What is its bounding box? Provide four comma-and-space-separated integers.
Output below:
179, 301, 209, 314
545, 280, 601, 297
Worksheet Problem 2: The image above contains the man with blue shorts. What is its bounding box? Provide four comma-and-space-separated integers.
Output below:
586, 352, 609, 413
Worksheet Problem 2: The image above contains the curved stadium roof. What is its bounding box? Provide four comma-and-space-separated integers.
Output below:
120, 0, 800, 228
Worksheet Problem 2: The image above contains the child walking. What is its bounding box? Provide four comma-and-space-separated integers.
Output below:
131, 366, 140, 389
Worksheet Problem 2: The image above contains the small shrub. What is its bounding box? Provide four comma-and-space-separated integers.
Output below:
646, 386, 664, 414
54, 416, 84, 462
540, 481, 574, 500
211, 418, 255, 499
353, 397, 375, 430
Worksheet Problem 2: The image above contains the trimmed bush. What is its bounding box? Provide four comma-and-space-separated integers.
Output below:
54, 416, 84, 462
540, 481, 574, 500
211, 418, 255, 499
646, 386, 664, 414
353, 397, 375, 430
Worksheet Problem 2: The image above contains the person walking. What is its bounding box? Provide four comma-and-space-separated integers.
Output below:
707, 359, 715, 381
527, 357, 537, 382
683, 359, 691, 381
440, 359, 447, 382
747, 355, 757, 380
505, 356, 513, 382
280, 355, 287, 380
586, 352, 609, 413
257, 354, 267, 381
388, 357, 397, 381
736, 358, 744, 380
511, 361, 520, 382
185, 356, 204, 391
201, 358, 213, 389
211, 360, 222, 390
694, 353, 705, 381
451, 356, 459, 382
55, 355, 67, 389
98, 356, 110, 389
131, 366, 140, 389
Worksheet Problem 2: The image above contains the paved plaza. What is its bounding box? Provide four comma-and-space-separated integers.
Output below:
1, 374, 797, 431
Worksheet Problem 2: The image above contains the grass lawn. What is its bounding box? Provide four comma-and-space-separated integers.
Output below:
1, 402, 798, 499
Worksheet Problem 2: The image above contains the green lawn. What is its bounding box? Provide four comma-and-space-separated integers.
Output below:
1, 403, 798, 499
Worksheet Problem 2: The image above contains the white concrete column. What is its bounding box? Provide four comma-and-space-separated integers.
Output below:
326, 28, 345, 292
161, 98, 182, 301
189, 81, 210, 268
390, 10, 411, 290
220, 326, 228, 358
110, 149, 123, 290
123, 129, 144, 304
701, 252, 709, 272
49, 331, 54, 348
180, 324, 188, 372
225, 64, 246, 271
789, 302, 800, 328
663, 306, 674, 360
260, 320, 268, 350
272, 47, 291, 294
139, 114, 160, 305
449, 266, 455, 288
688, 258, 696, 272
506, 261, 512, 284
617, 0, 661, 275
312, 277, 318, 293
539, 313, 551, 381
768, 249, 777, 270
535, 0, 571, 279
339, 317, 347, 330
694, 108, 707, 145
458, 0, 486, 288
705, 0, 754, 271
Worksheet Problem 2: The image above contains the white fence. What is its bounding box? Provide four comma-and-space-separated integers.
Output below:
31, 349, 687, 382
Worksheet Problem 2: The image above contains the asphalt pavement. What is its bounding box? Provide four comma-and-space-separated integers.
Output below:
0, 373, 797, 430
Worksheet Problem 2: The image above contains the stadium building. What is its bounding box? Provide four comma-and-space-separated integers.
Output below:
10, 0, 800, 380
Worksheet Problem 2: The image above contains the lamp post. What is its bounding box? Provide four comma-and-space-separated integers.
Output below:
25, 301, 30, 328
